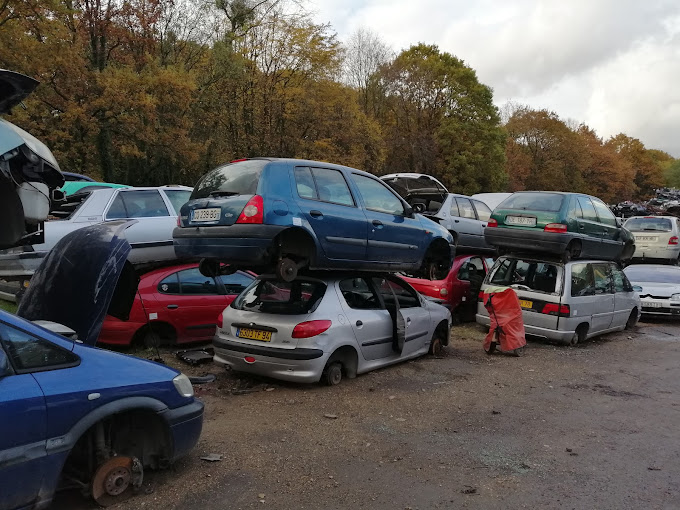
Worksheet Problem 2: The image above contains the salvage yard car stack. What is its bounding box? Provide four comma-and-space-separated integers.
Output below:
477, 191, 641, 346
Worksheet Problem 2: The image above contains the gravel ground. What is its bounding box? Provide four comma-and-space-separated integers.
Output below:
55, 319, 680, 509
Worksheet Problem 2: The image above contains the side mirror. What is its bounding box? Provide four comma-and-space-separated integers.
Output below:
615, 217, 623, 228
404, 205, 414, 217
633, 285, 642, 293
0, 349, 12, 378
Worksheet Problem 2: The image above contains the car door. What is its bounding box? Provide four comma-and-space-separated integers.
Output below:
372, 276, 432, 356
337, 277, 394, 361
452, 197, 484, 248
592, 198, 623, 259
350, 173, 425, 264
575, 196, 604, 256
293, 166, 369, 261
590, 263, 615, 331
0, 328, 48, 510
456, 256, 486, 319
154, 268, 230, 342
609, 263, 637, 327
105, 189, 177, 263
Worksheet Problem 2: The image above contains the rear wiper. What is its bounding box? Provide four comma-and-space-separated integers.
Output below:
209, 191, 239, 197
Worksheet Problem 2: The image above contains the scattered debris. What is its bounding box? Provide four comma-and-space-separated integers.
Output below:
200, 453, 223, 462
566, 448, 572, 452
461, 486, 478, 494
648, 466, 662, 471
265, 387, 276, 392
189, 374, 216, 384
324, 413, 338, 419
176, 348, 214, 366
395, 418, 406, 422
491, 410, 501, 415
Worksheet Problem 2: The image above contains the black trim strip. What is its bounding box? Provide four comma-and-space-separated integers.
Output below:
405, 330, 429, 342
186, 323, 216, 330
326, 236, 368, 247
231, 323, 278, 333
368, 239, 418, 250
129, 240, 174, 249
214, 339, 323, 360
361, 336, 393, 347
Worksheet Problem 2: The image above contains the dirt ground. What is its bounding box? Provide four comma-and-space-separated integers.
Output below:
55, 319, 680, 510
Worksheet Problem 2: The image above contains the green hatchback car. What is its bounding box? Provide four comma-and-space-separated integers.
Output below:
484, 191, 635, 262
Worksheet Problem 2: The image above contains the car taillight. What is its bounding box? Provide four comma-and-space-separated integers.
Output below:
230, 158, 248, 163
542, 303, 570, 317
236, 195, 264, 224
217, 313, 223, 329
292, 320, 332, 338
487, 219, 498, 227
177, 215, 181, 227
669, 236, 679, 245
544, 223, 568, 233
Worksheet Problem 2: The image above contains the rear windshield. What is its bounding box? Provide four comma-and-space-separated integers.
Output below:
499, 192, 564, 213
190, 160, 267, 200
489, 258, 561, 294
231, 279, 326, 315
624, 217, 673, 232
624, 266, 680, 284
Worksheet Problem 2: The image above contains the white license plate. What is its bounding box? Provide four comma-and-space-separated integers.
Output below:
505, 215, 537, 227
645, 301, 663, 308
192, 208, 221, 222
636, 236, 657, 242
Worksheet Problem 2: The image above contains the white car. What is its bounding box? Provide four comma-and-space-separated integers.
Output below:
213, 274, 452, 385
623, 264, 680, 317
624, 216, 680, 264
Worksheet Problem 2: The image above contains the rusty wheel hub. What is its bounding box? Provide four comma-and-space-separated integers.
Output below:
91, 456, 141, 507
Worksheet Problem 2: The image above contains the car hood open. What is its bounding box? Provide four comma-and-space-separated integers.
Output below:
17, 220, 139, 345
381, 173, 449, 200
0, 69, 38, 114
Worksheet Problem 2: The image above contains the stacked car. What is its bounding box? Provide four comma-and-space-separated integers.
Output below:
172, 158, 455, 385
476, 191, 641, 345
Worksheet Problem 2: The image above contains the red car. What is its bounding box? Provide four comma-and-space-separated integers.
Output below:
402, 255, 490, 322
98, 264, 256, 346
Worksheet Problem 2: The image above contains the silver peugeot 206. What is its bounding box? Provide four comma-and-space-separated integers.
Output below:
213, 274, 451, 385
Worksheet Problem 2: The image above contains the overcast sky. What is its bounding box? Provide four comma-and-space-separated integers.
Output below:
310, 0, 680, 157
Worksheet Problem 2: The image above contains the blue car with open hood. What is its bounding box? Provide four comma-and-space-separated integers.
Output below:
0, 221, 203, 509
173, 158, 455, 281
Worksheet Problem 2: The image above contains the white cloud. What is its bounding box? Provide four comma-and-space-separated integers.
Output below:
309, 0, 680, 156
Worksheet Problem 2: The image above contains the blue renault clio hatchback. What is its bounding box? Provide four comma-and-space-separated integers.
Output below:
173, 158, 455, 281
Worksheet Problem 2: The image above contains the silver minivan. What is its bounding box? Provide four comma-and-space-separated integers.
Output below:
476, 256, 641, 345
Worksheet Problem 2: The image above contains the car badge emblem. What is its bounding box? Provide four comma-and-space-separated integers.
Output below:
225, 212, 234, 218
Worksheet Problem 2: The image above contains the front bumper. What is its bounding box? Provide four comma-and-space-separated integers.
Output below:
639, 297, 680, 316
484, 227, 573, 255
173, 224, 286, 263
213, 337, 328, 383
163, 399, 205, 461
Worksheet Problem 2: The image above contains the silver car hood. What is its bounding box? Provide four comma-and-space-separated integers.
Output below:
634, 282, 680, 298
0, 118, 61, 171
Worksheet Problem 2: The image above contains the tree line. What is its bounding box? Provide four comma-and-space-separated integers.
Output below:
0, 0, 675, 202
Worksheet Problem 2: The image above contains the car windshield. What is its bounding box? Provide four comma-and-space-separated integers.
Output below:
191, 160, 267, 200
624, 217, 673, 232
489, 258, 561, 294
231, 278, 326, 315
499, 193, 564, 212
624, 266, 680, 284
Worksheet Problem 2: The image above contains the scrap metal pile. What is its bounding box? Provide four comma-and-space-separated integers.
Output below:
611, 188, 680, 218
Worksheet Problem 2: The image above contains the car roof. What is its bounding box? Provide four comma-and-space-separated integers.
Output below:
624, 264, 680, 270
241, 157, 380, 180
625, 215, 677, 220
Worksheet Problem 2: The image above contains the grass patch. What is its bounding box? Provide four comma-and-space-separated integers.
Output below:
0, 300, 17, 314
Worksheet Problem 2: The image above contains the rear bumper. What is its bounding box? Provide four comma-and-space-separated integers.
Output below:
163, 399, 205, 461
213, 337, 328, 383
484, 227, 573, 255
632, 245, 680, 261
173, 224, 286, 263
475, 312, 575, 342
97, 319, 145, 345
0, 250, 46, 280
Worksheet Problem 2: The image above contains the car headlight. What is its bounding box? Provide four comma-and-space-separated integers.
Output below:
671, 294, 680, 301
173, 373, 194, 397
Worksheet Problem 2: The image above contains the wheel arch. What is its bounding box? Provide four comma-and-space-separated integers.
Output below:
132, 322, 177, 347
272, 226, 320, 266
326, 344, 359, 379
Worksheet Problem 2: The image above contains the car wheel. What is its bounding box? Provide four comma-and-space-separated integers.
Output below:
567, 325, 588, 346
425, 260, 448, 281
428, 328, 447, 356
322, 362, 343, 386
625, 309, 638, 330
276, 257, 298, 282
513, 346, 525, 357
199, 258, 219, 278
91, 455, 141, 506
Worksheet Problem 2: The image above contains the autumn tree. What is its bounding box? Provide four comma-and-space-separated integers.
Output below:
606, 134, 666, 198
343, 27, 392, 113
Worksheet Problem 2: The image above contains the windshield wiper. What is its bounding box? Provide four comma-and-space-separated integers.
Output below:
209, 191, 239, 197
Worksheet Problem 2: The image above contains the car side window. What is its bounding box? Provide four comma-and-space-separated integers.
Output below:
592, 199, 617, 227
569, 197, 584, 219
294, 167, 318, 200
178, 268, 219, 295
219, 272, 255, 295
609, 264, 633, 293
107, 190, 170, 219
310, 168, 354, 206
472, 200, 492, 221
372, 277, 420, 308
352, 174, 405, 215
456, 198, 476, 219
163, 190, 192, 214
339, 278, 382, 310
458, 257, 485, 281
0, 321, 79, 373
592, 264, 613, 294
158, 273, 180, 294
570, 263, 595, 297
449, 198, 460, 217
577, 197, 598, 222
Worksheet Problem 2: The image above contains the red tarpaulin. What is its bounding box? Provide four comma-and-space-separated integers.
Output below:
483, 288, 527, 355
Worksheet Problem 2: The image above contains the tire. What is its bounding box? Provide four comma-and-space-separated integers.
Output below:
199, 258, 219, 278
276, 257, 298, 282
513, 346, 525, 357
563, 240, 581, 263
625, 309, 638, 330
567, 325, 588, 347
429, 328, 447, 356
322, 362, 342, 386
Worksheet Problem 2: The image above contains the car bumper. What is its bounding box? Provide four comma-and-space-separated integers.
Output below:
0, 249, 45, 280
173, 224, 286, 263
632, 245, 680, 261
639, 297, 680, 316
484, 227, 573, 255
476, 312, 576, 342
213, 337, 328, 383
163, 399, 205, 461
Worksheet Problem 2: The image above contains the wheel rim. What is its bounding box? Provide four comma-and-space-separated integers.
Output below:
277, 258, 297, 282
330, 366, 342, 385
91, 456, 135, 507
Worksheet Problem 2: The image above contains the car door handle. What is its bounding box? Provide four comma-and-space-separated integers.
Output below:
578, 225, 585, 230
356, 320, 363, 327
372, 220, 383, 226
310, 210, 323, 217
454, 219, 460, 223
167, 304, 179, 309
